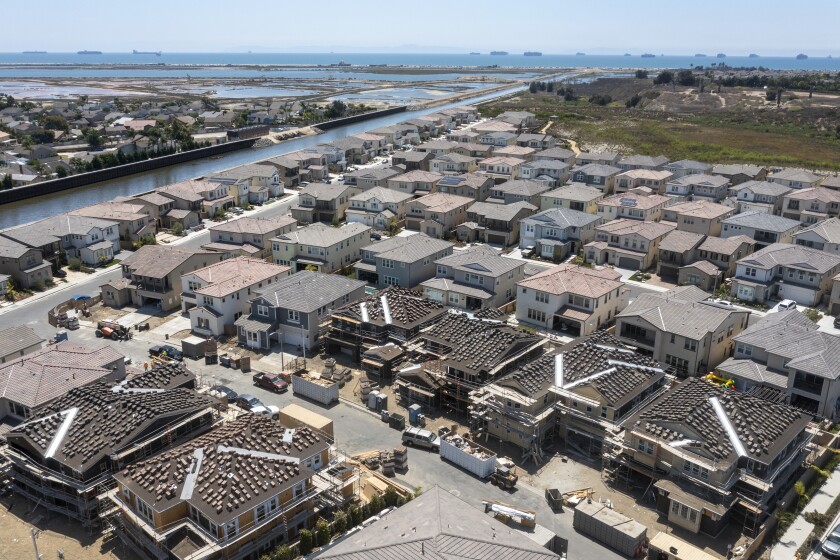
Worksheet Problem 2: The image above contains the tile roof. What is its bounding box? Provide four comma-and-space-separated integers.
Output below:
716, 357, 788, 389
420, 277, 495, 299
730, 180, 792, 197
668, 174, 730, 188
573, 163, 622, 176
335, 287, 446, 330
534, 147, 576, 160
712, 164, 766, 178
795, 217, 840, 244
659, 230, 705, 253
208, 215, 296, 235
681, 260, 721, 275
364, 233, 454, 263
122, 245, 220, 278
0, 235, 36, 258
318, 485, 559, 560
542, 183, 604, 202
518, 263, 623, 298
3, 214, 118, 248
627, 377, 809, 462
274, 222, 370, 247
209, 163, 277, 181
115, 414, 326, 525
190, 257, 290, 298
698, 234, 754, 254
722, 211, 801, 233
664, 200, 733, 219
770, 168, 822, 183
596, 218, 676, 240
522, 207, 601, 229
783, 187, 840, 203
0, 325, 43, 360
349, 186, 413, 204
411, 192, 473, 212
738, 242, 840, 273
619, 155, 669, 167
467, 201, 537, 222
255, 270, 365, 313
666, 159, 713, 171
435, 246, 523, 276
617, 169, 673, 181
600, 192, 670, 210
491, 179, 550, 197
298, 182, 351, 200
389, 170, 444, 183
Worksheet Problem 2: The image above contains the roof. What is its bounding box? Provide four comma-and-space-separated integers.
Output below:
738, 242, 840, 273
254, 270, 365, 313
0, 325, 43, 360
730, 180, 792, 197
0, 235, 40, 258
7, 365, 212, 472
346, 167, 402, 181
659, 230, 705, 253
518, 263, 622, 298
577, 151, 619, 163
467, 201, 537, 222
619, 154, 669, 167
665, 159, 713, 171
208, 215, 296, 235
334, 287, 447, 330
122, 245, 219, 278
349, 186, 413, 204
663, 200, 733, 219
189, 257, 290, 298
596, 218, 676, 240
274, 222, 370, 247
69, 201, 148, 222
716, 357, 788, 389
617, 286, 746, 340
698, 234, 754, 254
522, 159, 570, 171
770, 168, 822, 183
534, 147, 575, 160
317, 486, 559, 560
389, 170, 443, 183
2, 214, 118, 248
712, 164, 766, 178
783, 186, 840, 203
115, 414, 327, 525
420, 277, 494, 299
572, 163, 622, 177
794, 217, 840, 244
522, 207, 601, 229
298, 182, 351, 200
681, 260, 720, 275
435, 246, 523, 276
722, 211, 801, 233
208, 163, 277, 182
669, 174, 730, 188
158, 179, 222, 200
542, 183, 604, 202
599, 192, 670, 210
626, 377, 809, 463
491, 179, 550, 197
363, 233, 454, 263
411, 192, 473, 213
617, 169, 673, 181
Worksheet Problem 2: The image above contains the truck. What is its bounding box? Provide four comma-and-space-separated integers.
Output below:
291, 373, 339, 405
572, 500, 647, 557
95, 320, 132, 341
253, 372, 289, 393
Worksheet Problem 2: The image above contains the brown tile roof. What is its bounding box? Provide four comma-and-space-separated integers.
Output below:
597, 219, 676, 240
517, 263, 623, 298
122, 245, 220, 278
190, 257, 290, 298
208, 216, 296, 235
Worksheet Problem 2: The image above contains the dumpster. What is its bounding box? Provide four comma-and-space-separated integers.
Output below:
388, 413, 406, 431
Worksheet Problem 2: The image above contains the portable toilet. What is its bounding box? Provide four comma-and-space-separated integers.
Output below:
54, 331, 69, 343
368, 390, 380, 410
408, 404, 422, 425
376, 393, 388, 412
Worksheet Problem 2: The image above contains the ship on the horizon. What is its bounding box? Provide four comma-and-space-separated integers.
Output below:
469, 52, 480, 55
77, 50, 102, 55
490, 51, 508, 56
695, 53, 707, 57
22, 51, 47, 54
641, 53, 656, 58
623, 53, 631, 56
749, 53, 760, 58
576, 52, 585, 56
796, 53, 808, 60
716, 53, 726, 58
133, 50, 162, 56
524, 51, 542, 56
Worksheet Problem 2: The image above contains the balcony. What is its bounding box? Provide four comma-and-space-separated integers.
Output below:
792, 380, 823, 396
619, 328, 656, 349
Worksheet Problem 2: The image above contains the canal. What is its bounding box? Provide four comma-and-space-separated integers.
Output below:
0, 86, 526, 229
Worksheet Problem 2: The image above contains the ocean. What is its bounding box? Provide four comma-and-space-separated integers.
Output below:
0, 52, 837, 78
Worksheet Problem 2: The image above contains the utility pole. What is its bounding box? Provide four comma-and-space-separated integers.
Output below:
30, 528, 41, 560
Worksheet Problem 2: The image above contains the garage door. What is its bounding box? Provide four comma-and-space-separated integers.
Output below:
618, 256, 641, 269
487, 234, 507, 245
281, 330, 304, 347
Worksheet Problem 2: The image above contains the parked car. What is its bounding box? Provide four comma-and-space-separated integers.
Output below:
253, 371, 289, 393
210, 385, 238, 401
149, 344, 183, 361
251, 405, 280, 419
778, 299, 797, 311
370, 232, 382, 241
834, 316, 840, 329
232, 207, 244, 215
823, 525, 840, 558
236, 394, 263, 411
402, 427, 440, 451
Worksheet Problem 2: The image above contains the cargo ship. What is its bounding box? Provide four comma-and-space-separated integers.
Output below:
22, 51, 47, 54
77, 50, 102, 55
524, 51, 542, 56
469, 52, 480, 55
695, 53, 707, 57
641, 53, 655, 58
576, 52, 585, 56
490, 51, 508, 56
133, 50, 162, 56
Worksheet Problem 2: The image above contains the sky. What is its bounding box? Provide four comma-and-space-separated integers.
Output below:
3, 0, 839, 56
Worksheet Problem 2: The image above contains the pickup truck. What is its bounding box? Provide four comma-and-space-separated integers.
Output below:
253, 372, 289, 393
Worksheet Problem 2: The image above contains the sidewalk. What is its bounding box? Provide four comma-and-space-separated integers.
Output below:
774, 466, 840, 559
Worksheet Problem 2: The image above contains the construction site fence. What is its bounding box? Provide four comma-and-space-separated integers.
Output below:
48, 294, 103, 327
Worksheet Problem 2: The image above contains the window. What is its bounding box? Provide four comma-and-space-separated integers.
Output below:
736, 343, 752, 357
684, 339, 697, 351
683, 459, 710, 480
224, 519, 239, 538
293, 482, 306, 499
384, 276, 399, 286
136, 499, 154, 523
257, 305, 269, 317
745, 267, 757, 277
197, 317, 210, 330
527, 308, 546, 323
203, 296, 213, 306
288, 310, 300, 323
637, 439, 654, 455
535, 291, 549, 304
382, 259, 394, 269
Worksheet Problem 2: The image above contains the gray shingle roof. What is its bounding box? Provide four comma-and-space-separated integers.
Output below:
275, 222, 370, 247
723, 211, 801, 233
254, 270, 365, 313
364, 233, 454, 263
0, 325, 43, 360
793, 217, 840, 244
522, 207, 601, 229
730, 180, 792, 197
349, 187, 413, 204
738, 242, 840, 273
436, 246, 523, 276
467, 201, 537, 222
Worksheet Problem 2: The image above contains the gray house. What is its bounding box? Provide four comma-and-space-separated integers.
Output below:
354, 233, 454, 288
721, 211, 801, 248
519, 207, 602, 260
235, 271, 366, 351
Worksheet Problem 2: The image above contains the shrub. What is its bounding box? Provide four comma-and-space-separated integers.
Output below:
315, 518, 331, 546
804, 308, 823, 323
171, 222, 184, 236
273, 545, 293, 560
626, 94, 642, 108
348, 504, 363, 527
31, 279, 45, 291
367, 493, 383, 516
383, 486, 400, 508
332, 510, 348, 535
635, 69, 648, 79
68, 258, 82, 271
298, 529, 314, 555
653, 70, 674, 85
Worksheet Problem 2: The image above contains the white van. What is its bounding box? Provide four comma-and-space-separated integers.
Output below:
778, 299, 797, 311
402, 427, 440, 451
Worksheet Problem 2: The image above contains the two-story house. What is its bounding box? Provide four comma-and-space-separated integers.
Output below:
182, 257, 291, 337
112, 415, 333, 560
354, 233, 454, 288
617, 377, 810, 536
781, 187, 840, 224
405, 193, 472, 238
259, 155, 301, 188
487, 179, 550, 205
236, 271, 366, 350
493, 145, 536, 161
291, 182, 355, 224
204, 216, 297, 259
390, 150, 433, 171
727, 180, 792, 215
516, 133, 556, 149
2, 214, 120, 269
0, 237, 53, 289
768, 168, 823, 190
461, 201, 537, 246
718, 310, 840, 417
721, 211, 801, 248
476, 156, 525, 180
434, 173, 494, 201
614, 169, 673, 194
69, 201, 156, 249
102, 245, 223, 311
616, 285, 750, 377
207, 163, 283, 205
660, 200, 734, 236
415, 139, 459, 155
519, 159, 571, 186
345, 187, 413, 230
569, 163, 622, 193
665, 174, 731, 202
694, 234, 755, 281
386, 170, 443, 196
597, 190, 671, 222
159, 179, 233, 217
430, 153, 479, 175
450, 142, 494, 159
617, 154, 669, 171
793, 217, 840, 254
576, 151, 621, 166
663, 159, 713, 178
516, 263, 625, 336
540, 183, 605, 213
519, 207, 602, 260
731, 242, 840, 306
421, 245, 525, 310
585, 219, 676, 271
343, 167, 402, 190
712, 163, 768, 185
534, 147, 577, 165
478, 131, 517, 147
657, 230, 707, 282
271, 222, 370, 273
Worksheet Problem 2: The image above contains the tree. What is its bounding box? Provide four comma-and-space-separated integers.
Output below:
348, 504, 362, 527
42, 115, 69, 131
273, 545, 293, 560
324, 100, 347, 119
84, 128, 104, 148
332, 510, 348, 535
367, 493, 383, 516
529, 82, 538, 94
766, 89, 777, 101
1, 174, 12, 189
676, 69, 696, 86
90, 155, 103, 170
653, 70, 674, 85
171, 222, 184, 236
625, 94, 642, 108
298, 529, 314, 556
55, 165, 69, 178
635, 69, 649, 79
383, 486, 400, 508
30, 130, 55, 144
588, 94, 612, 106
315, 518, 331, 546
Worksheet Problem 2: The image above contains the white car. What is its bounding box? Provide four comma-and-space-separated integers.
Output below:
778, 299, 797, 311
250, 405, 280, 419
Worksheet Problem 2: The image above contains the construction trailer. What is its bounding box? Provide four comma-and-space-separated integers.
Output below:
278, 403, 335, 441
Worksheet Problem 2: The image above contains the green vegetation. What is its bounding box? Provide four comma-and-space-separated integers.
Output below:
68, 257, 82, 271
805, 308, 824, 322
